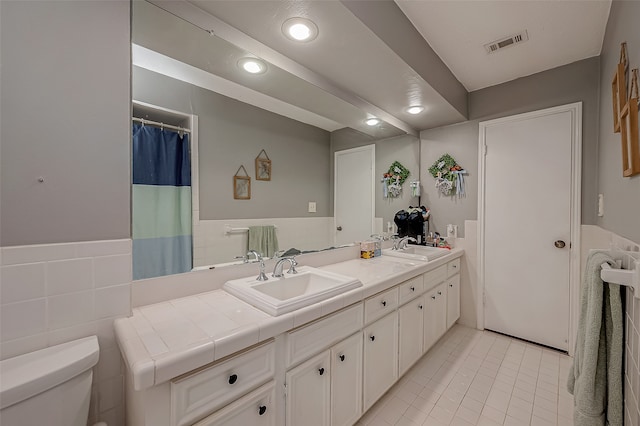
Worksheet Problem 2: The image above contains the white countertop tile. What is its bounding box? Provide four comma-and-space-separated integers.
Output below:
115, 248, 463, 390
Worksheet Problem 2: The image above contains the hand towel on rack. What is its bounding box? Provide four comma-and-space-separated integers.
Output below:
567, 251, 623, 426
248, 226, 279, 259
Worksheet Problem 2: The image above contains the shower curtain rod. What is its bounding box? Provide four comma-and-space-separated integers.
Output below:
132, 117, 191, 134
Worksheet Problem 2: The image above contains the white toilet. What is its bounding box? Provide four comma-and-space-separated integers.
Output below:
0, 335, 100, 426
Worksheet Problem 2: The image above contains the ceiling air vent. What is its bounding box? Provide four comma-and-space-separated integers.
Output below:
484, 30, 529, 54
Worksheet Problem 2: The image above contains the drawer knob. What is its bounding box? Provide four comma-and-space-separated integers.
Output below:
339, 354, 346, 362
438, 291, 442, 295
318, 368, 325, 376
228, 374, 238, 385
381, 300, 387, 307
452, 264, 457, 268
410, 286, 415, 291
449, 284, 453, 288
370, 335, 375, 342
259, 405, 267, 416
419, 304, 423, 309
431, 296, 436, 300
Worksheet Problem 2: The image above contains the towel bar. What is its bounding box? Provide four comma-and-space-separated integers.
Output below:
596, 249, 640, 299
224, 225, 278, 235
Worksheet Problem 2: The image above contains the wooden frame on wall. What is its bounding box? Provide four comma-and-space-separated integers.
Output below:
233, 165, 251, 199
620, 69, 640, 177
255, 149, 272, 181
612, 62, 627, 133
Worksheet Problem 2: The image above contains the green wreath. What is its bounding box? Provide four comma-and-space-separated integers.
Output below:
428, 154, 457, 183
386, 161, 410, 185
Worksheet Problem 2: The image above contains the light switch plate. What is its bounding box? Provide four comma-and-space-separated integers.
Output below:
308, 202, 316, 213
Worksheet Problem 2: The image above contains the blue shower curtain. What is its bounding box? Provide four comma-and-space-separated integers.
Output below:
132, 123, 192, 279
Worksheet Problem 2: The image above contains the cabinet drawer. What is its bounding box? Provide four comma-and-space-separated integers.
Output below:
193, 381, 276, 426
424, 265, 447, 290
171, 341, 275, 426
286, 303, 363, 368
398, 275, 424, 305
364, 287, 399, 324
447, 258, 461, 277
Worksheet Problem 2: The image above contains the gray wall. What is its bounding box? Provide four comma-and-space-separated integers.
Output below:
420, 57, 601, 237
596, 0, 640, 244
133, 67, 332, 219
0, 0, 131, 246
331, 128, 420, 227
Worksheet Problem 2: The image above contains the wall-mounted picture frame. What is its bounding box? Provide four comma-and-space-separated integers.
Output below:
255, 149, 272, 181
612, 62, 627, 133
619, 69, 640, 177
612, 42, 628, 133
233, 165, 251, 199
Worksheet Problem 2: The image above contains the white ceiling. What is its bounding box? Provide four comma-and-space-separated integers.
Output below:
396, 0, 612, 91
144, 0, 612, 134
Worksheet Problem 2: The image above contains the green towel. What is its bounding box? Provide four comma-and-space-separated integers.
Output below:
567, 251, 623, 426
248, 225, 279, 258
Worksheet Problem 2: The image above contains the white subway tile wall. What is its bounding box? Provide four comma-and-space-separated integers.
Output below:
0, 239, 132, 426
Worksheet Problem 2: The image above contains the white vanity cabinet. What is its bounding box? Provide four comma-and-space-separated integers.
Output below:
285, 331, 363, 426
286, 351, 332, 426
446, 274, 461, 329
193, 381, 276, 426
330, 333, 363, 426
398, 295, 425, 375
423, 282, 448, 353
363, 311, 399, 411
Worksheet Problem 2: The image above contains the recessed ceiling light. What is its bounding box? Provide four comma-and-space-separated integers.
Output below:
406, 105, 424, 115
238, 58, 267, 74
282, 17, 319, 42
365, 118, 381, 126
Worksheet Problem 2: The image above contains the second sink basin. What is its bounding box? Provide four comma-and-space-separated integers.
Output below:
223, 266, 362, 316
383, 245, 450, 262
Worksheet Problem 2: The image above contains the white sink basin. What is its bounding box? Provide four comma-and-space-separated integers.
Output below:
223, 266, 362, 316
383, 246, 450, 262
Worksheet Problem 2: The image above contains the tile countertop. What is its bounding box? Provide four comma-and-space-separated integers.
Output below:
115, 248, 464, 391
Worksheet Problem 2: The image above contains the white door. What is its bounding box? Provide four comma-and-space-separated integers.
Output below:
479, 103, 581, 352
363, 312, 398, 411
334, 145, 375, 245
399, 296, 424, 375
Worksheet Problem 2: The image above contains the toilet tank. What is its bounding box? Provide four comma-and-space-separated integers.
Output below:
0, 336, 99, 426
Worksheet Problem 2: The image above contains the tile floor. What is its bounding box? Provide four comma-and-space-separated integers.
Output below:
358, 325, 574, 426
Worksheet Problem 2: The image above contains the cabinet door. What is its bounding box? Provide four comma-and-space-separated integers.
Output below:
363, 312, 398, 411
399, 296, 425, 376
193, 381, 276, 426
446, 274, 461, 329
286, 351, 331, 426
331, 333, 363, 426
424, 283, 447, 353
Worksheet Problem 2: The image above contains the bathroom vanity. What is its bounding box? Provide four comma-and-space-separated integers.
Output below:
115, 249, 463, 426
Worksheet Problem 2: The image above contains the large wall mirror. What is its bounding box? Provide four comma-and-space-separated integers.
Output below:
132, 0, 420, 279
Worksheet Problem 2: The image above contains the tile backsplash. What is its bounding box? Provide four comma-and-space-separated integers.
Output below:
0, 239, 132, 426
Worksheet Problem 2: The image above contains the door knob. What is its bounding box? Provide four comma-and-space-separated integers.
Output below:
228, 374, 238, 385
336, 226, 342, 231
318, 368, 325, 376
339, 354, 345, 362
259, 405, 267, 416
554, 240, 566, 248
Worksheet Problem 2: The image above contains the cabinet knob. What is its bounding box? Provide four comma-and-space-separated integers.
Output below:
410, 286, 415, 291
431, 296, 436, 300
381, 300, 387, 307
418, 304, 423, 309
438, 291, 442, 295
318, 367, 325, 376
370, 335, 375, 342
449, 284, 453, 287
339, 354, 346, 362
228, 374, 238, 385
258, 405, 267, 416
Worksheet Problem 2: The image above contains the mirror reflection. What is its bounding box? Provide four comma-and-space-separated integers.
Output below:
131, 1, 420, 279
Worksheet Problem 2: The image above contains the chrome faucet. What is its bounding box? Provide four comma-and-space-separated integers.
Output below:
247, 251, 268, 281
272, 257, 298, 278
393, 236, 417, 250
